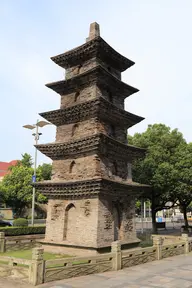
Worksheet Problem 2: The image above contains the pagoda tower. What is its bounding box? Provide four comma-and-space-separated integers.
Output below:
35, 23, 149, 255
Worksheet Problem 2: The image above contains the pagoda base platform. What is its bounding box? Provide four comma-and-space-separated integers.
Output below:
40, 238, 141, 256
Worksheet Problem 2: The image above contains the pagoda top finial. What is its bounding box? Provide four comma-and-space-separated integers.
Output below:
86, 22, 100, 42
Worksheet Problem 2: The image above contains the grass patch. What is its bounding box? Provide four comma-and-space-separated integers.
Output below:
139, 239, 153, 248
0, 250, 106, 268
0, 249, 70, 260
0, 260, 9, 265
0, 249, 89, 268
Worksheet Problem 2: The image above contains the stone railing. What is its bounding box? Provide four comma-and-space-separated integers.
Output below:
0, 255, 32, 280
151, 234, 184, 245
45, 250, 113, 283
42, 234, 190, 285
0, 233, 191, 286
121, 246, 157, 268
0, 232, 44, 252
189, 238, 192, 252
0, 247, 44, 285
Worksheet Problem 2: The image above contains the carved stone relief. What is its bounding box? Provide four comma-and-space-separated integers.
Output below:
81, 200, 91, 216
104, 211, 113, 230
123, 198, 134, 233
51, 202, 63, 220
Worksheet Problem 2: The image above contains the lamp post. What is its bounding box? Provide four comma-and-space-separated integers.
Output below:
23, 120, 50, 226
141, 198, 144, 234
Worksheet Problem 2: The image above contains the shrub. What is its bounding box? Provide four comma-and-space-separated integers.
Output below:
137, 231, 153, 248
27, 215, 39, 219
13, 218, 28, 227
0, 225, 45, 236
181, 225, 192, 233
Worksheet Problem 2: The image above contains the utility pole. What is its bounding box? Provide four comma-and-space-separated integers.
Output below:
23, 120, 50, 225
141, 198, 144, 234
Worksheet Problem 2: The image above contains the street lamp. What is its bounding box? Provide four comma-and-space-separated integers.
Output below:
23, 119, 50, 226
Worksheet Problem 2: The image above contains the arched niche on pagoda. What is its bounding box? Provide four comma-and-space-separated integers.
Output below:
71, 123, 79, 137
69, 160, 76, 174
74, 91, 80, 102
112, 203, 121, 241
63, 203, 76, 241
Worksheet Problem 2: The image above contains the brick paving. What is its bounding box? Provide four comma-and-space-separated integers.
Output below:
2, 254, 192, 287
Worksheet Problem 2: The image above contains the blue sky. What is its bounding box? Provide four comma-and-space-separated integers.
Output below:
1, 0, 192, 164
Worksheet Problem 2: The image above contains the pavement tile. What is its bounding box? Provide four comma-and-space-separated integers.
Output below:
181, 265, 192, 271
94, 278, 129, 286
163, 269, 192, 280
48, 286, 72, 288
140, 275, 176, 287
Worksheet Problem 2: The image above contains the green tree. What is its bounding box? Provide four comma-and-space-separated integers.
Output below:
174, 142, 192, 229
135, 200, 141, 215
20, 153, 33, 168
9, 153, 33, 170
129, 124, 186, 233
1, 166, 34, 216
186, 202, 192, 213
0, 164, 47, 216
37, 163, 52, 180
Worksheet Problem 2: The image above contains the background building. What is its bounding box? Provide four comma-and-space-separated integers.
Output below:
0, 160, 18, 181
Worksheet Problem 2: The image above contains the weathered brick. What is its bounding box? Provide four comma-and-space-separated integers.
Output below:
60, 85, 97, 108
39, 23, 145, 255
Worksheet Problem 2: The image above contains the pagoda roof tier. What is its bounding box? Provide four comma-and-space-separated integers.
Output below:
39, 97, 144, 128
51, 37, 134, 72
45, 65, 139, 98
33, 178, 150, 199
35, 133, 146, 161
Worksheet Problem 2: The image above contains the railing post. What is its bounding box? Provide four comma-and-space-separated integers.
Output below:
182, 233, 189, 254
153, 236, 163, 260
29, 247, 44, 286
0, 232, 5, 253
111, 241, 122, 271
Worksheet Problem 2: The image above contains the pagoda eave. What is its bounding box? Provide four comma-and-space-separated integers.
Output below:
45, 65, 139, 98
35, 133, 146, 161
33, 178, 150, 199
51, 37, 134, 72
39, 97, 144, 128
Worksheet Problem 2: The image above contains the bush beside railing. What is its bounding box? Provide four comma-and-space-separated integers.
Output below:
0, 226, 45, 236
13, 218, 28, 227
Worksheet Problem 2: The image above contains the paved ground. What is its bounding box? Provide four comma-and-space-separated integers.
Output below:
38, 254, 192, 288
136, 221, 183, 232
2, 254, 192, 287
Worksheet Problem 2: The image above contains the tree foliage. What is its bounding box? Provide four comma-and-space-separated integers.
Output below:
0, 165, 41, 216
0, 154, 52, 216
129, 123, 192, 232
20, 153, 33, 168
174, 142, 192, 228
37, 163, 52, 180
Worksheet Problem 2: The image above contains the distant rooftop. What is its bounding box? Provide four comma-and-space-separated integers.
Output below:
0, 160, 18, 178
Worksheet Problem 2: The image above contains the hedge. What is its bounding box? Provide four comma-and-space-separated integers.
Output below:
0, 225, 45, 236
13, 218, 28, 227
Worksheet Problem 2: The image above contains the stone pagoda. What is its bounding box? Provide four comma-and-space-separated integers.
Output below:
35, 23, 149, 255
